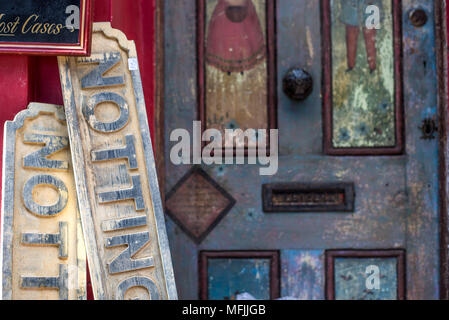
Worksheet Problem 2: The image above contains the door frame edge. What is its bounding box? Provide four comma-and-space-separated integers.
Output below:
436, 0, 449, 301
155, 0, 166, 204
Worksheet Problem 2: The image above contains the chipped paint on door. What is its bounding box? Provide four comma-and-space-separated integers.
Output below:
200, 0, 275, 148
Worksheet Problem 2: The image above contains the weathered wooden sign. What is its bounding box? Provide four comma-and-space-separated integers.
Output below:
58, 22, 177, 300
1, 103, 86, 300
0, 0, 92, 55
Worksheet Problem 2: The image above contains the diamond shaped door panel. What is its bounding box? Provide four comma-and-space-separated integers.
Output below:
165, 167, 236, 243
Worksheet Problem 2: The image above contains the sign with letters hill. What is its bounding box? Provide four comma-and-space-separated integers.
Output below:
58, 22, 177, 300
0, 0, 92, 55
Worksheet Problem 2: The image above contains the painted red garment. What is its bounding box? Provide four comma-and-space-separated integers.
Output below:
345, 25, 377, 71
206, 0, 266, 72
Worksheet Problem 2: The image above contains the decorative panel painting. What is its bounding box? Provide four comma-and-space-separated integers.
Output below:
323, 0, 403, 155
281, 250, 325, 300
198, 0, 276, 149
1, 103, 86, 300
58, 23, 177, 300
199, 251, 280, 300
208, 258, 270, 300
326, 250, 405, 300
165, 167, 236, 244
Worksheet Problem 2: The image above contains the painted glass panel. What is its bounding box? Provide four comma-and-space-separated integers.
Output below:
331, 0, 396, 148
334, 257, 398, 300
204, 0, 268, 143
208, 258, 271, 300
281, 250, 325, 300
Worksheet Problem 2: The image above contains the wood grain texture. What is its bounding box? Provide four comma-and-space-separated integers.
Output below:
1, 103, 86, 300
58, 22, 177, 300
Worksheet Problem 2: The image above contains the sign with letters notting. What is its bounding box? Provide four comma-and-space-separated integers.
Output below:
0, 0, 92, 55
58, 22, 177, 300
1, 103, 86, 300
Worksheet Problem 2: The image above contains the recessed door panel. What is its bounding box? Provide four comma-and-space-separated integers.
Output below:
323, 0, 403, 154
198, 0, 276, 149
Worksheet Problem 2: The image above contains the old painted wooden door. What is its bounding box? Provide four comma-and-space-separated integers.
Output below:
162, 0, 445, 300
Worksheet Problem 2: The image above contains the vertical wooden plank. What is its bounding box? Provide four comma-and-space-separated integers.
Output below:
403, 0, 440, 299
436, 0, 449, 300
88, 0, 112, 300
163, 0, 198, 298
277, 0, 323, 156
92, 0, 157, 300
1, 103, 86, 300
58, 22, 176, 300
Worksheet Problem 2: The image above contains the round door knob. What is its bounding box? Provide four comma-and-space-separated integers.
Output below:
283, 68, 313, 101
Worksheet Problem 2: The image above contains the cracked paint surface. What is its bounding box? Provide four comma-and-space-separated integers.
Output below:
332, 0, 396, 148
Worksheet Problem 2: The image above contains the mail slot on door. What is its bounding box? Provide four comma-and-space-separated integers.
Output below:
262, 183, 355, 213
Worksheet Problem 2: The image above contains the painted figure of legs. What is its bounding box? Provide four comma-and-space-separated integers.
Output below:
340, 0, 381, 72
345, 25, 377, 72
